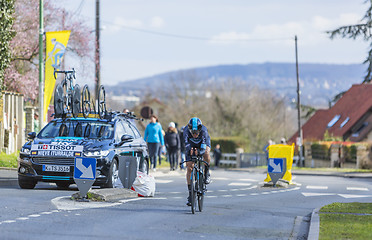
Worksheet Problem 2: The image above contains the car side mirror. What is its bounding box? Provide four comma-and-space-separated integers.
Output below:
115, 134, 134, 147
28, 132, 36, 140
121, 134, 134, 143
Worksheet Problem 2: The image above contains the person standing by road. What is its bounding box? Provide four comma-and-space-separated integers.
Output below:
165, 122, 181, 171
144, 115, 164, 171
213, 144, 222, 168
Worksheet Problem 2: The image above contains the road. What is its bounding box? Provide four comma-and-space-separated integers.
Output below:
0, 169, 372, 240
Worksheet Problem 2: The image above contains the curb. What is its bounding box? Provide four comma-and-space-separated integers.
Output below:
308, 208, 320, 240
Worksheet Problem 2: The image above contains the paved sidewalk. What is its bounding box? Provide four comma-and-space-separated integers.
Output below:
0, 168, 18, 186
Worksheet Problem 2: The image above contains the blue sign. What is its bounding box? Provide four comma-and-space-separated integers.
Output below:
74, 157, 96, 180
268, 158, 284, 173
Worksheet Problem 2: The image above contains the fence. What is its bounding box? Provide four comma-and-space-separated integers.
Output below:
0, 92, 25, 154
217, 152, 266, 168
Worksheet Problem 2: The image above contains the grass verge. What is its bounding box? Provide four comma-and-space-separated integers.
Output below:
319, 202, 372, 240
0, 152, 18, 168
293, 167, 372, 173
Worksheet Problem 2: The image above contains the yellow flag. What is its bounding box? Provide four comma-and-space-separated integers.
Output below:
44, 30, 71, 122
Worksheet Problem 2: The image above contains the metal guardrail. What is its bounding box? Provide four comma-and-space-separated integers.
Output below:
218, 153, 266, 168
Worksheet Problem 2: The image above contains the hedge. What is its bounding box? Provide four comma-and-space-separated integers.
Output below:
211, 136, 250, 153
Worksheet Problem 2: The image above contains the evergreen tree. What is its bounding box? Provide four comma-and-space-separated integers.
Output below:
328, 0, 372, 83
0, 0, 15, 91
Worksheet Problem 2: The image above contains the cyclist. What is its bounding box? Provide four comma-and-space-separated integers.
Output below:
184, 117, 211, 206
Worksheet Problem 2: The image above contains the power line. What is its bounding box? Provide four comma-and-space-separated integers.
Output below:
100, 19, 292, 42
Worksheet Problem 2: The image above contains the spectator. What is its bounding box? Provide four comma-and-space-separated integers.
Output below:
213, 144, 222, 168
156, 118, 165, 166
34, 113, 40, 133
144, 115, 164, 171
263, 139, 273, 165
280, 138, 287, 145
165, 122, 181, 171
179, 126, 186, 170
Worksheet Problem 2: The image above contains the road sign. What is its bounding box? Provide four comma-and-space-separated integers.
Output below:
74, 157, 96, 198
268, 158, 286, 186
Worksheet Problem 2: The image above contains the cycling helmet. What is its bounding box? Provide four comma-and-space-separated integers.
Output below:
188, 117, 202, 135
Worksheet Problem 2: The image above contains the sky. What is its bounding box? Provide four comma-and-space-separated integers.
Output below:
57, 0, 369, 86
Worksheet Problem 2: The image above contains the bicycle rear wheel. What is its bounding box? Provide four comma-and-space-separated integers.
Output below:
191, 168, 197, 214
81, 85, 91, 118
198, 165, 205, 212
72, 84, 81, 118
98, 85, 106, 119
54, 83, 64, 118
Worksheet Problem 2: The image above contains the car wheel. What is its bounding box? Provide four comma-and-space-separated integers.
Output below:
18, 179, 36, 189
104, 159, 119, 188
56, 182, 70, 189
141, 158, 149, 175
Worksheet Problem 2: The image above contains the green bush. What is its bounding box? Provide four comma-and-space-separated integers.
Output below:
311, 143, 330, 160
0, 151, 18, 168
211, 137, 250, 153
343, 145, 357, 163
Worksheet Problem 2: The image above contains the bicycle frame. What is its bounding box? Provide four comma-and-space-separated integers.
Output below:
184, 155, 209, 214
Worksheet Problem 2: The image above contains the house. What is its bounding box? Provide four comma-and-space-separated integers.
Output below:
289, 84, 372, 143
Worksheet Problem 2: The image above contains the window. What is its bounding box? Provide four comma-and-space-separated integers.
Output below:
327, 115, 341, 128
115, 121, 126, 142
340, 117, 350, 128
351, 122, 368, 137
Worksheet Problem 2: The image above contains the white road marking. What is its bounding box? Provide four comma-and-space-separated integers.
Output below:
228, 183, 252, 186
155, 179, 173, 184
262, 192, 270, 195
250, 193, 259, 196
206, 195, 217, 198
218, 189, 228, 192
338, 194, 372, 199
170, 192, 182, 194
2, 220, 16, 224
236, 194, 247, 197
213, 177, 229, 180
40, 212, 53, 215
16, 217, 29, 221
346, 187, 369, 191
230, 189, 240, 191
238, 179, 259, 182
222, 195, 233, 197
302, 192, 335, 197
306, 186, 328, 190
172, 197, 182, 199
28, 214, 40, 218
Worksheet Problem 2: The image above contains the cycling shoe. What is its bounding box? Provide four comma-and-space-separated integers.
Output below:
186, 196, 192, 206
205, 174, 211, 184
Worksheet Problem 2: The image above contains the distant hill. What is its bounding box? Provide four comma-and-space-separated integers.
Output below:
106, 62, 366, 107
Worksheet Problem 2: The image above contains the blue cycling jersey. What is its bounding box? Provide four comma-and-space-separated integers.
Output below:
184, 125, 210, 157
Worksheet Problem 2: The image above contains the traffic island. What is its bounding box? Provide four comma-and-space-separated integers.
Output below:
71, 188, 138, 202
262, 180, 289, 188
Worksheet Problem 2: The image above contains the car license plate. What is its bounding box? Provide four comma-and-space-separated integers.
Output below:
43, 165, 70, 172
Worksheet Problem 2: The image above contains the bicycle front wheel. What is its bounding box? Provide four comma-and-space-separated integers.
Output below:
191, 167, 197, 214
198, 167, 205, 212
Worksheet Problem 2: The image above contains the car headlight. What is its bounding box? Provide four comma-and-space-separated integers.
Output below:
84, 150, 110, 157
20, 147, 31, 155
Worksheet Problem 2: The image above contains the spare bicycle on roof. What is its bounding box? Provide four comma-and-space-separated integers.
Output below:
53, 68, 107, 119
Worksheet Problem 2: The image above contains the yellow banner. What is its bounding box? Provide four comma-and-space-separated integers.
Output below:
264, 143, 295, 184
44, 30, 71, 121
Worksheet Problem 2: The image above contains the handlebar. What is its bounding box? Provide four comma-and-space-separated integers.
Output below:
53, 68, 76, 80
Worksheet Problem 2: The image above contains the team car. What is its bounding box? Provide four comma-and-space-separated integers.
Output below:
18, 112, 149, 189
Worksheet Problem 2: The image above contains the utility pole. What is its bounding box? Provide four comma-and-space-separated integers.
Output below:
295, 35, 303, 167
39, 0, 44, 127
95, 0, 100, 99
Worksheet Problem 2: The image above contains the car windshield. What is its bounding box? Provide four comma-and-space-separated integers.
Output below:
38, 120, 115, 139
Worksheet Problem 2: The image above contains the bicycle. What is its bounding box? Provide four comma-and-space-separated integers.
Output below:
53, 69, 81, 118
182, 153, 209, 214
